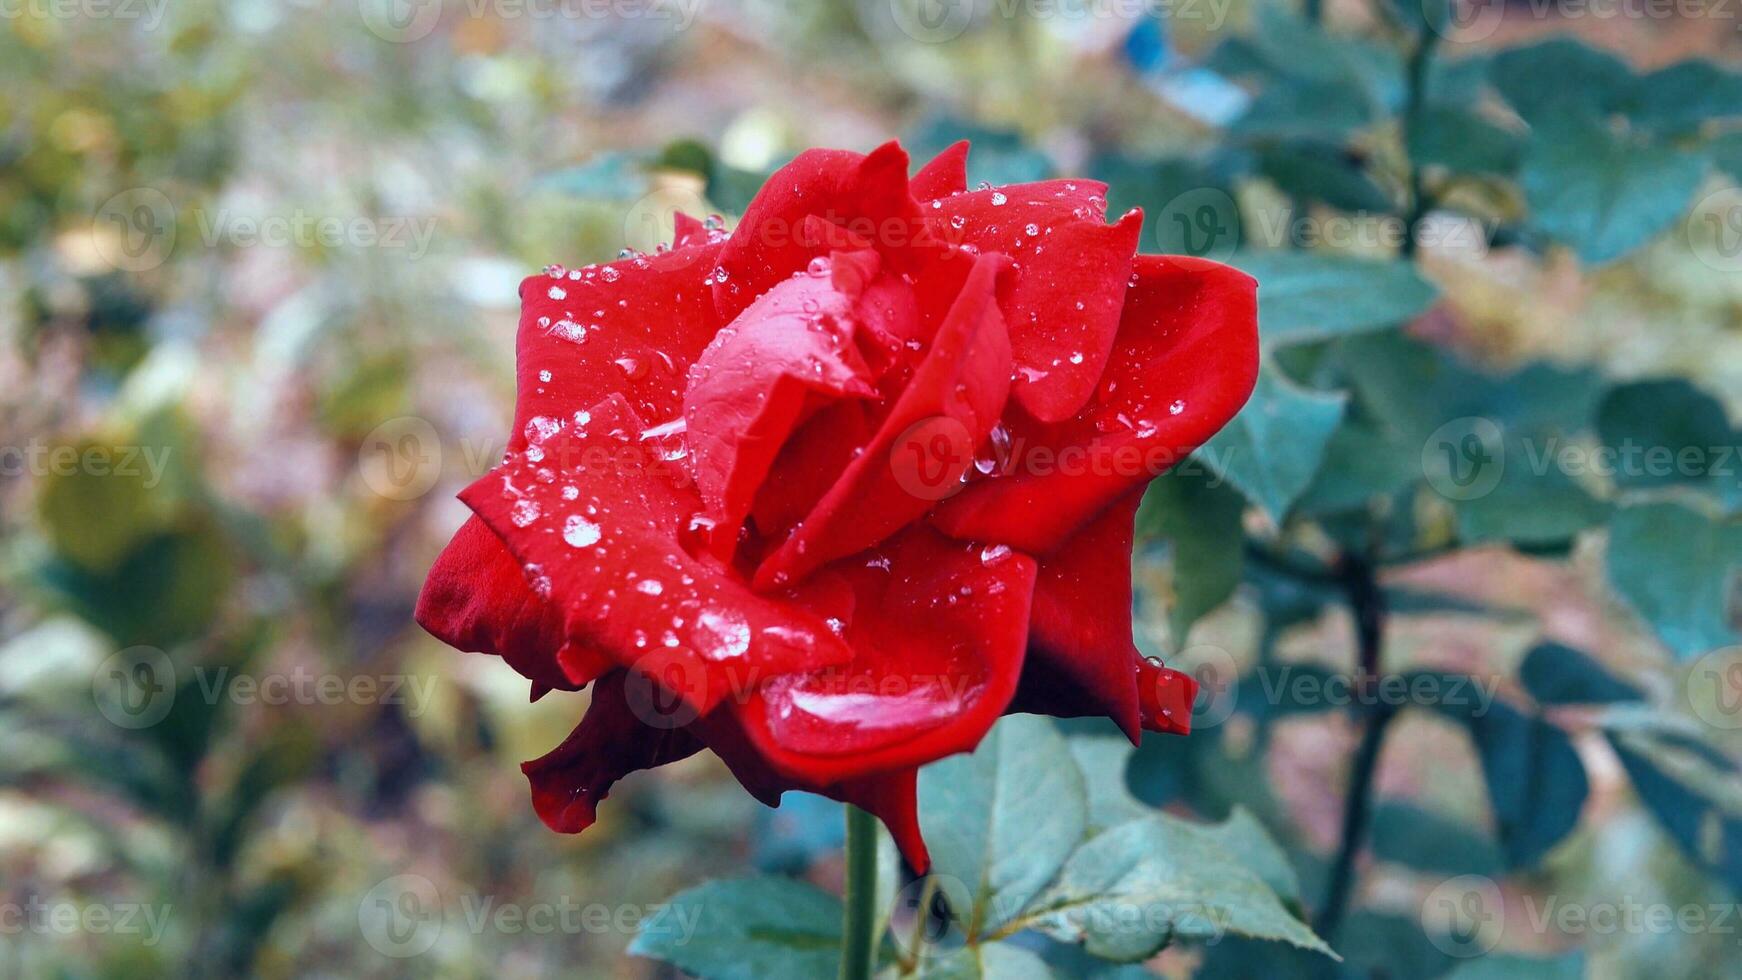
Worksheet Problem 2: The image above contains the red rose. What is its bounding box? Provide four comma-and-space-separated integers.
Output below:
416, 140, 1257, 870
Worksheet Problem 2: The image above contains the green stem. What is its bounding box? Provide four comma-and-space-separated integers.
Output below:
840, 805, 880, 980
1399, 26, 1441, 258
1314, 553, 1391, 943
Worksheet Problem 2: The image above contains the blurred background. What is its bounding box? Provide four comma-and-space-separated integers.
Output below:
2, 0, 1740, 977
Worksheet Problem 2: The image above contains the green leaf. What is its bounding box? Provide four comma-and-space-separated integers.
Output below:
1292, 416, 1418, 517
1519, 114, 1706, 264
1232, 252, 1439, 347
1257, 140, 1393, 213
629, 877, 849, 980
918, 716, 1087, 937
1448, 952, 1587, 980
1024, 815, 1334, 961
1066, 736, 1151, 836
1369, 802, 1505, 877
1605, 716, 1742, 895
1409, 105, 1523, 176
1452, 438, 1613, 547
1427, 692, 1588, 868
1490, 39, 1633, 127
1093, 154, 1244, 261
1231, 80, 1378, 140
1138, 469, 1246, 644
1197, 362, 1347, 522
1597, 378, 1742, 510
1518, 642, 1644, 706
1624, 60, 1742, 136
1606, 502, 1742, 658
1200, 807, 1302, 905
914, 942, 1056, 979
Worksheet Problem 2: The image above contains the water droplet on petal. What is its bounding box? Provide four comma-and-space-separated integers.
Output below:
563, 515, 601, 548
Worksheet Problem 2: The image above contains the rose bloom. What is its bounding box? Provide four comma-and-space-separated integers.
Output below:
417, 141, 1257, 869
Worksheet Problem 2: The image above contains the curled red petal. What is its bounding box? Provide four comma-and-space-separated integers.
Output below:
1137, 661, 1198, 736
931, 254, 1259, 554
683, 250, 887, 545
672, 212, 710, 249
712, 141, 922, 322
1008, 487, 1145, 743
415, 515, 594, 691
928, 181, 1141, 422
461, 394, 851, 717
754, 250, 1012, 590
522, 671, 705, 833
733, 525, 1037, 785
910, 140, 969, 200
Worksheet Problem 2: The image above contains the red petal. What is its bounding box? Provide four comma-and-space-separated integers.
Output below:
931, 255, 1258, 554
515, 241, 726, 433
1137, 662, 1198, 735
672, 212, 710, 248
1007, 488, 1145, 742
415, 516, 603, 691
911, 140, 969, 200
522, 671, 704, 833
683, 250, 887, 545
754, 251, 1013, 590
712, 141, 922, 322
692, 711, 933, 870
928, 181, 1141, 422
733, 525, 1036, 785
460, 394, 851, 717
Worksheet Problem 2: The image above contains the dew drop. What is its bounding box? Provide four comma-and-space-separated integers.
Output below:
563, 514, 602, 548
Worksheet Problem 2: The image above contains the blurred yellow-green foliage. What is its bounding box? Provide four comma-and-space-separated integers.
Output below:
2, 1, 1740, 978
